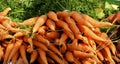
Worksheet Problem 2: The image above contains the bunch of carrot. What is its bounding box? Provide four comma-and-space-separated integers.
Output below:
0, 8, 120, 64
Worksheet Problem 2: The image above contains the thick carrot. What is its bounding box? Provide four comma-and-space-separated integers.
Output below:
82, 14, 112, 28
11, 51, 19, 64
16, 57, 23, 64
32, 15, 47, 33
0, 45, 4, 61
56, 11, 70, 19
30, 50, 38, 63
20, 45, 28, 64
79, 25, 105, 41
21, 17, 38, 26
0, 7, 11, 16
65, 51, 74, 62
70, 11, 94, 29
48, 11, 59, 21
33, 40, 48, 51
7, 39, 23, 63
47, 51, 63, 64
3, 43, 14, 64
56, 19, 74, 39
46, 19, 56, 31
46, 31, 60, 39
37, 48, 48, 64
48, 43, 63, 57
73, 50, 94, 59
35, 34, 50, 45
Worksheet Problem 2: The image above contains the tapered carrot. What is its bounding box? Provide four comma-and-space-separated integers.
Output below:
21, 17, 38, 26
33, 40, 48, 51
7, 39, 23, 63
11, 51, 19, 64
112, 55, 120, 62
0, 7, 11, 16
16, 57, 23, 64
46, 31, 60, 39
0, 45, 4, 61
48, 43, 63, 57
70, 11, 94, 29
79, 25, 105, 41
19, 45, 28, 64
37, 48, 48, 64
88, 38, 96, 51
82, 14, 112, 28
47, 51, 63, 64
47, 57, 55, 64
14, 32, 24, 38
46, 19, 56, 31
27, 37, 34, 52
56, 19, 74, 39
35, 34, 50, 45
32, 15, 47, 33
3, 43, 14, 64
59, 33, 68, 45
30, 50, 38, 63
65, 51, 74, 62
73, 50, 94, 59
96, 51, 104, 61
48, 11, 59, 21
38, 26, 47, 35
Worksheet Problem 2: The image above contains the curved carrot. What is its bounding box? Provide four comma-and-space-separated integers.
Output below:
32, 15, 47, 33
7, 39, 23, 63
30, 50, 38, 63
37, 48, 48, 64
46, 19, 56, 31
48, 11, 58, 22
3, 43, 14, 64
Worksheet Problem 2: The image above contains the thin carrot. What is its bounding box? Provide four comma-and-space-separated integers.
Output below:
11, 51, 19, 64
79, 25, 105, 41
65, 51, 74, 62
33, 40, 48, 51
32, 15, 47, 33
46, 31, 60, 39
46, 19, 56, 31
35, 34, 50, 45
27, 37, 34, 52
20, 45, 28, 64
48, 43, 63, 57
37, 48, 48, 64
48, 11, 59, 22
59, 33, 68, 45
47, 51, 63, 64
0, 7, 11, 16
3, 43, 14, 64
7, 39, 23, 63
88, 38, 96, 51
96, 51, 104, 61
0, 45, 4, 61
30, 50, 38, 63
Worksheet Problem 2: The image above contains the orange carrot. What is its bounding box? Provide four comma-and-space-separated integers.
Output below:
79, 25, 105, 41
32, 15, 47, 33
88, 38, 96, 51
27, 37, 34, 52
22, 17, 38, 26
16, 57, 23, 64
59, 33, 68, 45
3, 43, 14, 64
48, 43, 63, 57
14, 32, 24, 38
11, 51, 19, 64
96, 51, 104, 61
37, 48, 48, 64
33, 40, 48, 51
73, 50, 94, 59
48, 11, 58, 21
47, 57, 55, 64
65, 51, 74, 62
7, 39, 23, 63
68, 39, 78, 51
0, 24, 5, 29
70, 11, 94, 29
35, 34, 50, 45
0, 7, 11, 16
30, 50, 38, 63
46, 31, 60, 39
60, 42, 67, 54
0, 45, 4, 61
47, 51, 63, 64
56, 11, 70, 19
112, 55, 120, 62
20, 45, 28, 64
38, 26, 47, 35
46, 19, 56, 31
37, 57, 46, 64
81, 14, 112, 28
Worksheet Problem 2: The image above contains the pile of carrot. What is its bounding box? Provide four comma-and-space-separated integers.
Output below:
0, 8, 120, 64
